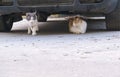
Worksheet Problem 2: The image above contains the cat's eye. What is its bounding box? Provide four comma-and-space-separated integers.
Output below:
26, 15, 31, 21
33, 15, 37, 20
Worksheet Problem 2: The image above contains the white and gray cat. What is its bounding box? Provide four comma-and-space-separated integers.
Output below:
26, 12, 39, 35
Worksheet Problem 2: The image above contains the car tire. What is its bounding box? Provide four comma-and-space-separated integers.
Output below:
0, 14, 14, 32
37, 13, 49, 22
105, 0, 120, 30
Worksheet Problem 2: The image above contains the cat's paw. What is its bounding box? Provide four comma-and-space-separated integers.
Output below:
28, 32, 31, 35
32, 32, 37, 36
28, 28, 31, 34
73, 32, 81, 34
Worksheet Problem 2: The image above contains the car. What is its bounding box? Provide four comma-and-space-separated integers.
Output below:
0, 0, 120, 32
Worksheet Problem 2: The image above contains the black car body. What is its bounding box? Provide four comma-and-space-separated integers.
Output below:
0, 0, 120, 31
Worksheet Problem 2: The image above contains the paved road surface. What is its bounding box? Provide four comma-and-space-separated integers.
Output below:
0, 19, 120, 77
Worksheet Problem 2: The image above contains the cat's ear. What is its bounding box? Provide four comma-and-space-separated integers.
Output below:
26, 13, 29, 16
34, 11, 37, 14
26, 13, 31, 21
26, 13, 28, 16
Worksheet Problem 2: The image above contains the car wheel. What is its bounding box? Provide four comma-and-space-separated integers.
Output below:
105, 0, 120, 30
37, 13, 49, 22
0, 14, 14, 32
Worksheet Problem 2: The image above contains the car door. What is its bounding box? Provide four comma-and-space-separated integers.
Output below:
17, 0, 73, 6
0, 0, 13, 6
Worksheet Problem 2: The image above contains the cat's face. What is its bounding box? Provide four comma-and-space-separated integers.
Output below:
73, 17, 82, 24
26, 12, 37, 21
69, 17, 82, 27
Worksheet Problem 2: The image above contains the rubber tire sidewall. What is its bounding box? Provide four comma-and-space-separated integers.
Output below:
0, 14, 13, 32
37, 13, 49, 22
106, 0, 120, 30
